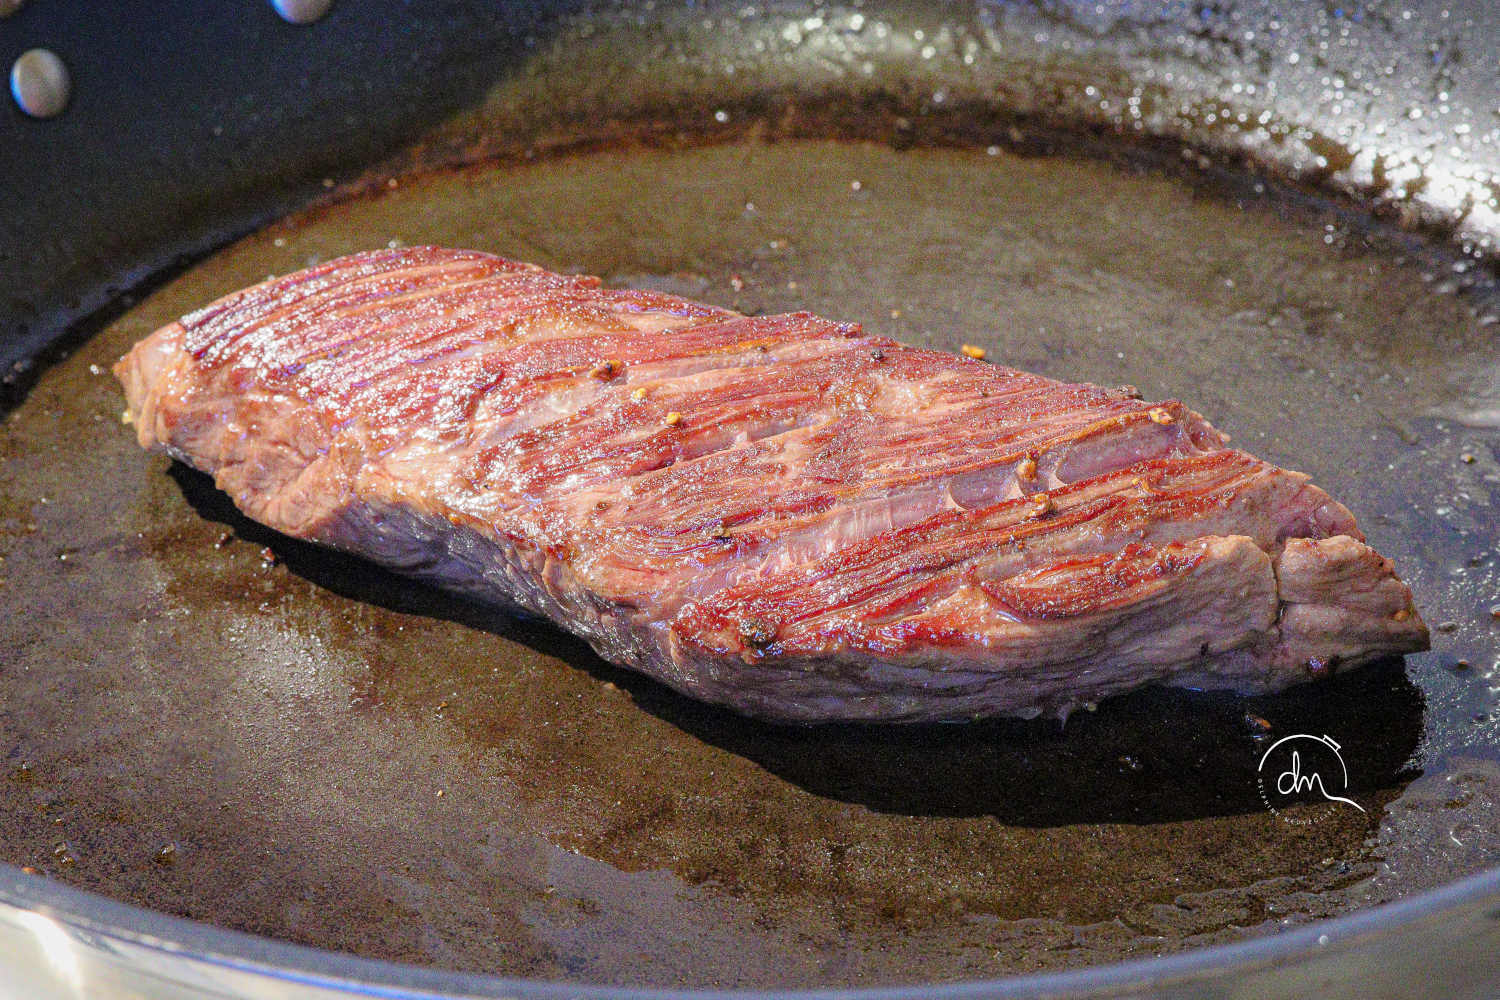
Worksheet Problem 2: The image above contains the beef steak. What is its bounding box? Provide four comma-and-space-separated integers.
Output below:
115, 247, 1428, 722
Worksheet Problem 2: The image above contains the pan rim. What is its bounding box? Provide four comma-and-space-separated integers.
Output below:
4, 857, 1498, 997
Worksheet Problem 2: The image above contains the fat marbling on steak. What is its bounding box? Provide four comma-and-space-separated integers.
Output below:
115, 247, 1428, 722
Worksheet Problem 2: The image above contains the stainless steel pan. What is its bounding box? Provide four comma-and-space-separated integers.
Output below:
2, 2, 1498, 997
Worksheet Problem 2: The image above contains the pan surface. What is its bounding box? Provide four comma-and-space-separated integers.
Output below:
2, 132, 1498, 989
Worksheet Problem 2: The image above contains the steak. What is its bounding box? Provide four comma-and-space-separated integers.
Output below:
115, 247, 1428, 722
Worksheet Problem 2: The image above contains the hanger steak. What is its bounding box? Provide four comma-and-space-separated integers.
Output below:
115, 247, 1427, 722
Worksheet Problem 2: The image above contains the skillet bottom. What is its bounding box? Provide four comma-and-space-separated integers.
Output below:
2, 137, 1497, 988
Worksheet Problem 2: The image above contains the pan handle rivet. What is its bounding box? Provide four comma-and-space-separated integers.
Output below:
272, 0, 332, 25
10, 48, 70, 119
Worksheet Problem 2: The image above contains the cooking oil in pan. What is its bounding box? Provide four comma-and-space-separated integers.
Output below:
1, 137, 1498, 988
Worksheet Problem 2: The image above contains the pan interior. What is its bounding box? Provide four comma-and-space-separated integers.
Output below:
2, 136, 1498, 989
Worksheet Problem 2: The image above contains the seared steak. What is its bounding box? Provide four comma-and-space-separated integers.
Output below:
115, 247, 1428, 722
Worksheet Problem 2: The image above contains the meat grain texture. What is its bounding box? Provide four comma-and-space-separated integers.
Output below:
115, 247, 1428, 722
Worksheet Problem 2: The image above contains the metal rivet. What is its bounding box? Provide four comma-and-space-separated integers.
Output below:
0, 0, 27, 19
10, 49, 70, 119
272, 0, 333, 24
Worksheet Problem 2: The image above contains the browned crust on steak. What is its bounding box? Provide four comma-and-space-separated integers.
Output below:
114, 247, 1428, 722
